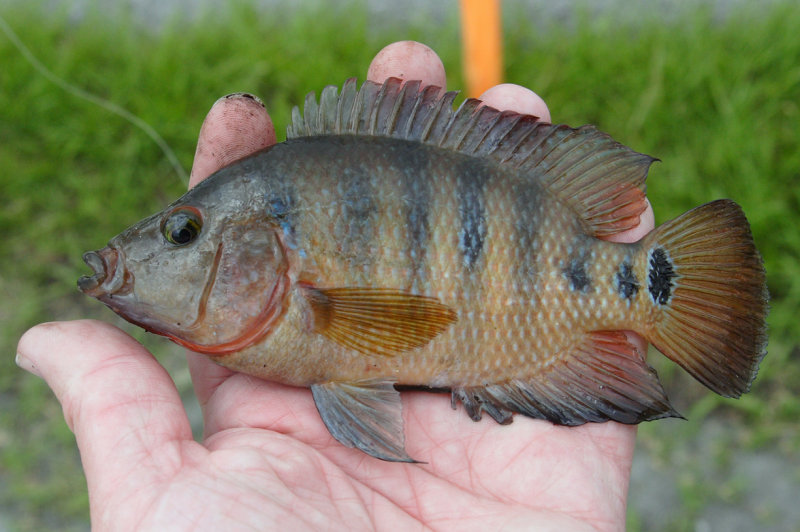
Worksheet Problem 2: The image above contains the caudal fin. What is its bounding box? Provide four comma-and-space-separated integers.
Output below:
642, 199, 768, 397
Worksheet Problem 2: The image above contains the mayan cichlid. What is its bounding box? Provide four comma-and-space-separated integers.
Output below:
78, 77, 768, 462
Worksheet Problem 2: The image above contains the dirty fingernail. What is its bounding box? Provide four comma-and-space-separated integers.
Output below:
215, 92, 265, 107
15, 351, 42, 378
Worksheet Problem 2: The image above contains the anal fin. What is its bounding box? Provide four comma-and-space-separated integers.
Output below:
452, 331, 681, 426
311, 380, 417, 462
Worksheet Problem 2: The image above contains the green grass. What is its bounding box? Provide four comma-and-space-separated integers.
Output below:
1, 1, 799, 530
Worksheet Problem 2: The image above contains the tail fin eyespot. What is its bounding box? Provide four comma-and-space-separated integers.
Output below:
647, 247, 676, 305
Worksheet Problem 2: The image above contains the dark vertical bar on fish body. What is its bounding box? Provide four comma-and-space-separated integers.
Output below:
511, 180, 543, 283
456, 159, 489, 272
402, 152, 432, 292
336, 167, 377, 270
615, 260, 640, 300
562, 234, 595, 294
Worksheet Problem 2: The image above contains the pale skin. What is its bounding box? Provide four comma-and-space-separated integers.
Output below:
16, 42, 654, 531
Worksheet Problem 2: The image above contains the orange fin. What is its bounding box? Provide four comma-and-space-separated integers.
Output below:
311, 380, 417, 462
641, 199, 768, 397
302, 286, 457, 356
289, 78, 654, 237
452, 331, 680, 425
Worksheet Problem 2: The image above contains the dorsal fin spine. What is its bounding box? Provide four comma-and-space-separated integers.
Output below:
387, 84, 406, 135
459, 106, 493, 153
510, 123, 558, 169
450, 100, 482, 151
381, 79, 406, 135
368, 82, 386, 134
394, 81, 415, 137
367, 82, 381, 134
318, 85, 338, 134
337, 78, 357, 134
303, 93, 317, 136
494, 116, 536, 164
422, 92, 453, 143
480, 111, 520, 158
373, 82, 392, 135
538, 131, 589, 185
404, 90, 426, 138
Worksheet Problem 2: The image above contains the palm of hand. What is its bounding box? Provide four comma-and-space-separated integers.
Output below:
17, 42, 641, 532
101, 351, 633, 531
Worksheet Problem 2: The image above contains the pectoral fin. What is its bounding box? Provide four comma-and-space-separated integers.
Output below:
302, 286, 457, 356
311, 380, 416, 462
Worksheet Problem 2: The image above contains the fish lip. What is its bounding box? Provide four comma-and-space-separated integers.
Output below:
77, 252, 105, 293
78, 247, 128, 297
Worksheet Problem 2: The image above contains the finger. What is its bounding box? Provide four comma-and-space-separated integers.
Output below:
198, 370, 327, 444
187, 93, 276, 404
16, 321, 193, 495
189, 93, 275, 188
367, 41, 447, 89
479, 83, 551, 123
604, 199, 655, 244
186, 350, 237, 408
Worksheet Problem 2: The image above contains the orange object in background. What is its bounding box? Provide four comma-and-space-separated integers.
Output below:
459, 0, 503, 97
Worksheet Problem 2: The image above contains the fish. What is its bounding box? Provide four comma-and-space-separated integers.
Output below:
78, 78, 768, 462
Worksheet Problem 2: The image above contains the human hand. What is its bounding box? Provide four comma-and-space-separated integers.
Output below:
16, 41, 650, 531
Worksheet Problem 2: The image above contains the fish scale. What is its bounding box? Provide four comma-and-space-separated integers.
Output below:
78, 78, 768, 462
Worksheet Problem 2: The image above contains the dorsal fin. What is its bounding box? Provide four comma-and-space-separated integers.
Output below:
288, 78, 655, 237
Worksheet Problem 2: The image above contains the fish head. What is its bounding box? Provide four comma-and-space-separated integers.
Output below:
78, 178, 291, 355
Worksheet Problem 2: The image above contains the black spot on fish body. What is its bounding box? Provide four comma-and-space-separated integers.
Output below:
615, 262, 640, 300
563, 258, 592, 293
648, 247, 676, 305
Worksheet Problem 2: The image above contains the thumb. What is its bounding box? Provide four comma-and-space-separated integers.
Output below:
16, 321, 194, 502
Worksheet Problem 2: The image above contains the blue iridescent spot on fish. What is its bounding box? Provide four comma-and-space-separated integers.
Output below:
266, 191, 305, 257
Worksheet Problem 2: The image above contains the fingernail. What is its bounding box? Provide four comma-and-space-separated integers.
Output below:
215, 92, 265, 108
15, 351, 43, 378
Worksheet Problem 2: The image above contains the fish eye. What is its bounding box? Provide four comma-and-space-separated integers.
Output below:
162, 207, 203, 246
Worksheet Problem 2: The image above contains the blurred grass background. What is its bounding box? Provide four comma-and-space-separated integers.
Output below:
1, 1, 798, 530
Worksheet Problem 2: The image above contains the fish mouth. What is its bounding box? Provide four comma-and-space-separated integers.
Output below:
78, 247, 128, 297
